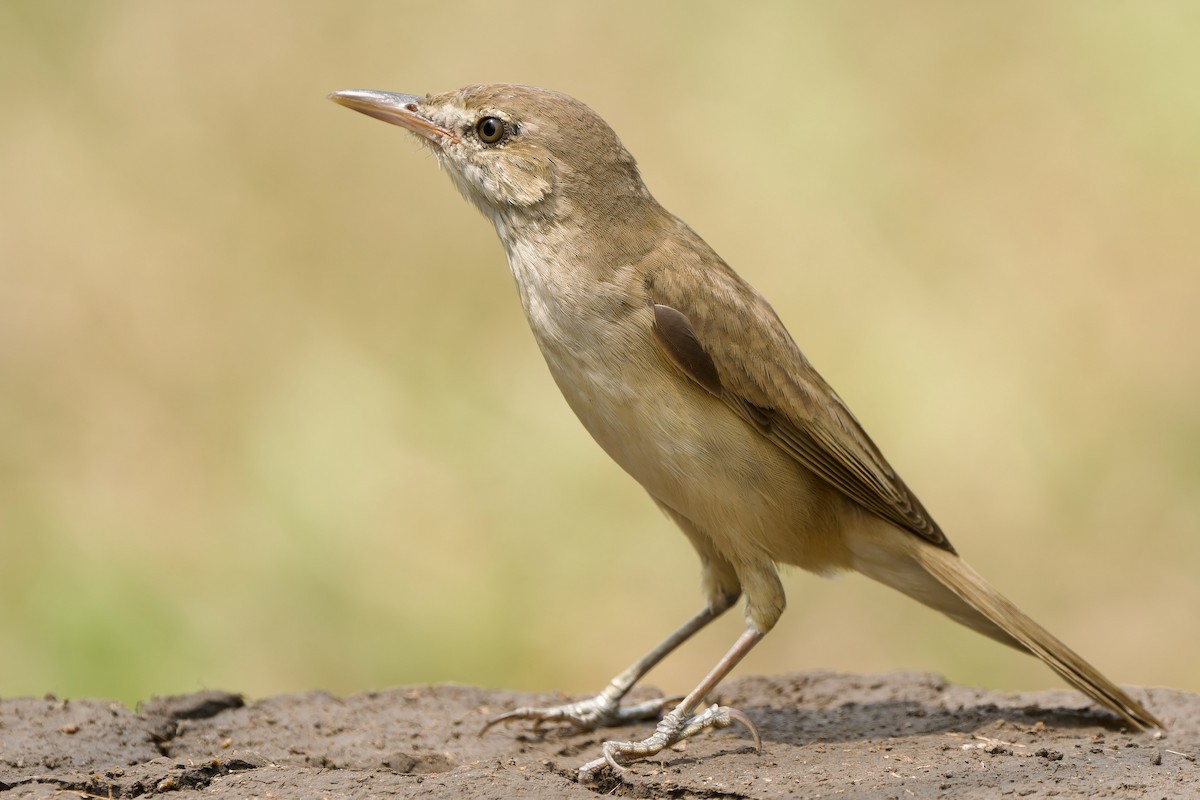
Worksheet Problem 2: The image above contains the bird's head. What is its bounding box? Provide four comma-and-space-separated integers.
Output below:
329, 84, 650, 225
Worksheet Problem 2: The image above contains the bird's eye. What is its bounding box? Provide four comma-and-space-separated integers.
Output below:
475, 116, 507, 145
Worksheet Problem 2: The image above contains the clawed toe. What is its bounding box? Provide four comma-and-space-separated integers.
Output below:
578, 703, 761, 781
479, 693, 678, 737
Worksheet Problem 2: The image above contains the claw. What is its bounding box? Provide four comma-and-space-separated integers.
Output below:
602, 743, 627, 774
477, 707, 531, 736
721, 706, 762, 752
578, 754, 612, 780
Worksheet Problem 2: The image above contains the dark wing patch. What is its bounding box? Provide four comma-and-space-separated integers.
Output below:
652, 303, 723, 395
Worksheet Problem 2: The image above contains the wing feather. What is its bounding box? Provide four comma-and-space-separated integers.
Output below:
647, 255, 952, 552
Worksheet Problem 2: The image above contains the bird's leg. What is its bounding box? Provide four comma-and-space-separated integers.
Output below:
480, 601, 733, 735
578, 625, 765, 780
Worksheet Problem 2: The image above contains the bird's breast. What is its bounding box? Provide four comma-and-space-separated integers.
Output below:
502, 231, 686, 457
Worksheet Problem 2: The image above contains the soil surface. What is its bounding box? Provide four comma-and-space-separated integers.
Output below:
1, 672, 1194, 799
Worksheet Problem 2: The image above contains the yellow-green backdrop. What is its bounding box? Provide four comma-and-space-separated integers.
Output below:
2, 2, 1197, 707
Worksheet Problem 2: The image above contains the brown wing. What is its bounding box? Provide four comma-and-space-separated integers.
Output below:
648, 266, 953, 553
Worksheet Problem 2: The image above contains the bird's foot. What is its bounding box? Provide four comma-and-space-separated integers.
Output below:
479, 692, 677, 735
578, 703, 761, 781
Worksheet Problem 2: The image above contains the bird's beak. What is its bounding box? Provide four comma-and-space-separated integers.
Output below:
328, 89, 459, 144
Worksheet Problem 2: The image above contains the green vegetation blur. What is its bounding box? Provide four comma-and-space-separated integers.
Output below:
2, 2, 1197, 708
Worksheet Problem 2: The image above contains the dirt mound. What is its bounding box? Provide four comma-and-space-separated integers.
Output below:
2, 672, 1194, 798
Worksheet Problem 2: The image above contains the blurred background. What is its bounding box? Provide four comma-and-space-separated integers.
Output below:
2, 2, 1197, 709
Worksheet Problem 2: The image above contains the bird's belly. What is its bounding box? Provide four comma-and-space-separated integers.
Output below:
534, 330, 852, 573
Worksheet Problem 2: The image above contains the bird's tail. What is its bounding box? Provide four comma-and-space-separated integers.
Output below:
848, 528, 1162, 730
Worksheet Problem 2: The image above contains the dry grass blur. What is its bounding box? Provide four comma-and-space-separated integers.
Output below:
2, 2, 1197, 708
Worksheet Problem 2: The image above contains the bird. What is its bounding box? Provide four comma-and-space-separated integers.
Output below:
328, 83, 1162, 778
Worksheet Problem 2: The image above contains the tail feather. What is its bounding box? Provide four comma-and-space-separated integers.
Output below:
851, 531, 1162, 730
